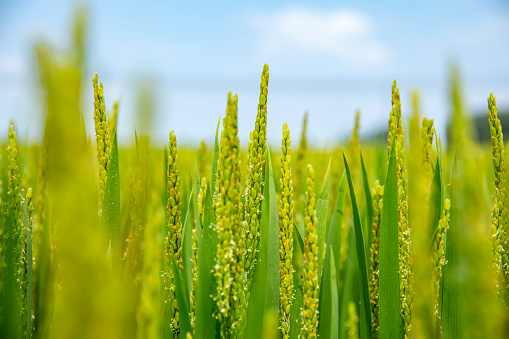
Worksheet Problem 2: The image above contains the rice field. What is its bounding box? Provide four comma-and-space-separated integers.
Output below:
1, 10, 508, 339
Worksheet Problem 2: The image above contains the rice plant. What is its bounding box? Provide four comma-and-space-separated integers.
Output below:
1, 11, 508, 339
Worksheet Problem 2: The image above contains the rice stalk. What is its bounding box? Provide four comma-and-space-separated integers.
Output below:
166, 130, 182, 335
387, 80, 412, 337
279, 123, 294, 339
92, 73, 111, 207
370, 180, 384, 338
487, 92, 509, 304
214, 92, 244, 338
420, 118, 434, 180
7, 124, 30, 337
300, 164, 318, 339
244, 64, 269, 307
191, 177, 206, 331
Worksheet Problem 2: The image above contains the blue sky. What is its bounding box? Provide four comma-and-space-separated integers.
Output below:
1, 0, 508, 146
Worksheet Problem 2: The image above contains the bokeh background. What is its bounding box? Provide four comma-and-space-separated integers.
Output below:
1, 0, 508, 146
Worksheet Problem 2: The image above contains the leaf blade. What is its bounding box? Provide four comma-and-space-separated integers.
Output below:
196, 181, 219, 338
265, 147, 280, 313
172, 258, 192, 338
343, 152, 372, 338
181, 188, 194, 300
361, 152, 373, 252
379, 148, 401, 339
102, 131, 120, 271
316, 159, 331, 283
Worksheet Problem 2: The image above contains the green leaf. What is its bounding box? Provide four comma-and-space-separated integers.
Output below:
211, 116, 221, 193
195, 180, 219, 338
265, 147, 280, 313
361, 152, 373, 253
172, 258, 192, 338
343, 152, 372, 339
442, 157, 458, 339
379, 148, 401, 339
429, 137, 444, 245
318, 170, 346, 338
329, 250, 339, 339
245, 262, 264, 339
318, 246, 340, 339
316, 158, 331, 283
293, 221, 304, 253
339, 230, 358, 339
181, 188, 194, 300
331, 171, 347, 318
318, 244, 337, 339
102, 132, 120, 272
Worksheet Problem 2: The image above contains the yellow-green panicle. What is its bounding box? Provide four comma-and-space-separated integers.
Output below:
487, 92, 509, 303
166, 130, 182, 334
300, 164, 319, 338
92, 73, 111, 206
279, 123, 294, 339
244, 64, 269, 295
387, 80, 412, 337
214, 92, 244, 338
370, 180, 383, 338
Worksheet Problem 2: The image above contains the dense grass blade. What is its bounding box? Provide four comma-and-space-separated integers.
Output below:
442, 157, 458, 339
361, 152, 373, 252
182, 188, 194, 299
343, 152, 372, 339
379, 148, 401, 339
316, 159, 331, 282
102, 132, 120, 270
211, 116, 221, 193
172, 258, 192, 338
265, 147, 280, 313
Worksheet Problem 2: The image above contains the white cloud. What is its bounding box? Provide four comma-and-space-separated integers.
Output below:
249, 7, 389, 64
